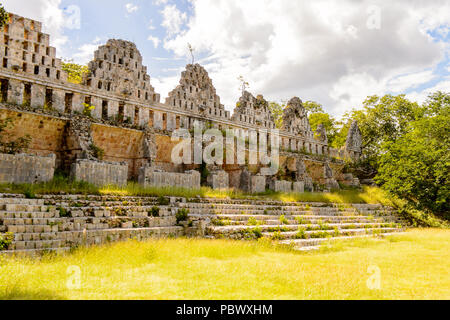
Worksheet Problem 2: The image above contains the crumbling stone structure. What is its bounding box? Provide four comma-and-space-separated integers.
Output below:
0, 12, 361, 190
344, 121, 363, 160
232, 91, 276, 129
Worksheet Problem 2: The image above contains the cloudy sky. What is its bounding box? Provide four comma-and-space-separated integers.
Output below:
3, 0, 449, 117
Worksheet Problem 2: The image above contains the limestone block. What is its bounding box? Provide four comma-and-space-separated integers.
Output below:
52, 89, 65, 113
90, 97, 102, 119
167, 113, 176, 131
70, 160, 128, 186
0, 153, 56, 184
153, 111, 163, 130
30, 84, 45, 109
207, 170, 229, 190
270, 180, 292, 193
108, 100, 119, 119
251, 175, 266, 194
72, 93, 84, 114
293, 181, 305, 193
138, 167, 200, 189
7, 79, 24, 105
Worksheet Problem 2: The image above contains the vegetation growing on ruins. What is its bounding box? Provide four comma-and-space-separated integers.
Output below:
0, 229, 448, 300
62, 60, 89, 84
0, 4, 8, 30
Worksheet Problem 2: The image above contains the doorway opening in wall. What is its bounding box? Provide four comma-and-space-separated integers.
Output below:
102, 100, 108, 120
44, 88, 53, 110
0, 79, 8, 103
134, 107, 139, 125
34, 65, 39, 75
23, 83, 31, 106
2, 58, 7, 68
65, 93, 73, 114
118, 102, 125, 123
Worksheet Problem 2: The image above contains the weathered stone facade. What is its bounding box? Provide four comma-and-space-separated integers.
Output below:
232, 91, 276, 129
207, 170, 229, 190
138, 167, 201, 189
166, 64, 229, 121
70, 159, 128, 186
344, 121, 363, 160
0, 12, 362, 191
0, 153, 55, 183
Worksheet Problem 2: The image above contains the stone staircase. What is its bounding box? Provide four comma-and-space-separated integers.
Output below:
0, 195, 183, 256
180, 200, 407, 251
0, 194, 408, 255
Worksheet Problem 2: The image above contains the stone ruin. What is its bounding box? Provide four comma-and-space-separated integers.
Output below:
344, 121, 363, 160
232, 91, 276, 129
0, 12, 361, 192
166, 63, 229, 121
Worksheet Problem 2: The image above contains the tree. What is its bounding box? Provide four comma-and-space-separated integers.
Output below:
0, 4, 8, 30
62, 60, 89, 84
375, 104, 449, 218
237, 75, 249, 95
309, 113, 339, 145
268, 102, 286, 129
303, 101, 324, 114
341, 94, 421, 176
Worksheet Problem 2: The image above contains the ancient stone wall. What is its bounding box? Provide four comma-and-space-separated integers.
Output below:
70, 159, 128, 186
0, 153, 55, 183
138, 167, 201, 189
232, 91, 276, 129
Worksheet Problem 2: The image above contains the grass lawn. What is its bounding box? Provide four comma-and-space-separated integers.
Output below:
1, 229, 449, 300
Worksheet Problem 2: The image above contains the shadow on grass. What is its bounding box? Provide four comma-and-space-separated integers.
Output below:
0, 285, 67, 300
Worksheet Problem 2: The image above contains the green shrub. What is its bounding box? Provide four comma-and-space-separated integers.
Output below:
0, 232, 13, 251
57, 207, 70, 218
247, 217, 258, 226
176, 208, 189, 224
296, 227, 307, 239
157, 196, 170, 206
279, 215, 289, 225
149, 206, 160, 217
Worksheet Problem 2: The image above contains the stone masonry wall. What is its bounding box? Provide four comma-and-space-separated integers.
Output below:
139, 167, 201, 189
0, 153, 55, 183
70, 159, 128, 186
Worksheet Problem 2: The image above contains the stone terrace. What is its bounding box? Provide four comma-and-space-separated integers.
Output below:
0, 194, 408, 255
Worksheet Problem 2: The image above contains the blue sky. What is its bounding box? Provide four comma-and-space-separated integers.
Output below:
3, 0, 450, 117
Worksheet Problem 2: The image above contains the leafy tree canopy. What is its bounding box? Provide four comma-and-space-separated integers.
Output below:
0, 4, 8, 30
268, 102, 285, 129
62, 60, 89, 84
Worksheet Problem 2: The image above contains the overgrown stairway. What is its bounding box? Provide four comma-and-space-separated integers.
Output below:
0, 195, 183, 256
0, 194, 409, 255
180, 200, 407, 251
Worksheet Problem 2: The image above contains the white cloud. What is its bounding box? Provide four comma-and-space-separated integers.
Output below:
71, 37, 103, 64
160, 4, 187, 36
125, 3, 139, 14
161, 0, 450, 117
406, 76, 450, 104
388, 70, 436, 93
2, 0, 68, 51
148, 36, 161, 49
153, 0, 169, 6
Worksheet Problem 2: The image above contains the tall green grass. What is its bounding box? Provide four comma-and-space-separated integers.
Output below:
0, 229, 449, 300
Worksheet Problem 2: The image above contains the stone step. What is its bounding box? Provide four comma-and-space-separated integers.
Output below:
0, 247, 71, 257
0, 204, 52, 212
211, 214, 393, 223
7, 226, 184, 251
6, 216, 176, 233
0, 211, 60, 219
0, 198, 44, 205
263, 227, 403, 240
207, 223, 402, 235
280, 232, 406, 248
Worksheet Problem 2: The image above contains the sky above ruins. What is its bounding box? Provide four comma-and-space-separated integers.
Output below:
3, 0, 450, 118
